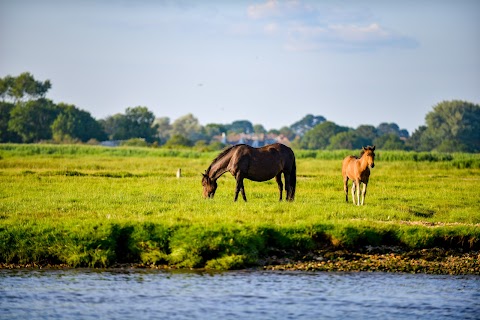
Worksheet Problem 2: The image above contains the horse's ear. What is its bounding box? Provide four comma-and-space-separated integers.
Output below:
362, 146, 367, 151
372, 145, 376, 151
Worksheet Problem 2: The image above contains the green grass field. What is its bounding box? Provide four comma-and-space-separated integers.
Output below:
0, 144, 479, 270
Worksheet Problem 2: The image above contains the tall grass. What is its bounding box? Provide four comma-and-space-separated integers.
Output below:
0, 143, 212, 159
0, 144, 479, 269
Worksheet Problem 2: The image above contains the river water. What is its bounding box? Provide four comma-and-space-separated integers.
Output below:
0, 269, 478, 319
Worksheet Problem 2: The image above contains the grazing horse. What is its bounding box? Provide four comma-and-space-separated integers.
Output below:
342, 146, 376, 206
202, 143, 296, 202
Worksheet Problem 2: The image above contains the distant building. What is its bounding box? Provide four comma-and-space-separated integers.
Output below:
100, 140, 122, 147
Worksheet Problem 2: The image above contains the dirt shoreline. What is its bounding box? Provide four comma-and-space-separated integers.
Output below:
1, 247, 479, 275
260, 247, 480, 275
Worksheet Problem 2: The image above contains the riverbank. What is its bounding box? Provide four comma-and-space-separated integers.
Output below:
261, 247, 480, 275
2, 247, 478, 275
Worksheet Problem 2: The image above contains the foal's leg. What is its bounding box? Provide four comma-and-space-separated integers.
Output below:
343, 176, 349, 203
355, 180, 361, 206
361, 183, 367, 205
351, 181, 356, 205
275, 173, 283, 201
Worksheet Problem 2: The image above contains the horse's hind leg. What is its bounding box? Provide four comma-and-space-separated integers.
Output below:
240, 184, 247, 202
284, 171, 294, 201
275, 173, 283, 201
343, 176, 349, 203
234, 177, 241, 201
234, 174, 247, 202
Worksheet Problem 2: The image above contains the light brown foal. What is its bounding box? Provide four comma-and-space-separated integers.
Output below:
342, 146, 376, 205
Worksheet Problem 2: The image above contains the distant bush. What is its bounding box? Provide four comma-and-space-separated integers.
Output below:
121, 138, 149, 147
1, 144, 478, 167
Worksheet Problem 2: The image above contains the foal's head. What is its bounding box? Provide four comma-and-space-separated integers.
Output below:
202, 173, 217, 199
361, 146, 376, 168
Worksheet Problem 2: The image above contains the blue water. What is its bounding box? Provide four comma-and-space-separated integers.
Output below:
0, 269, 478, 319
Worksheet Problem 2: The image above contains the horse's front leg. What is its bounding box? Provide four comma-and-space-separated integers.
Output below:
275, 173, 283, 201
356, 180, 361, 206
361, 182, 367, 205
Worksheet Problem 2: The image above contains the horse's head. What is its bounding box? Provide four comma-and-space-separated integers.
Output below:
362, 145, 376, 168
202, 173, 217, 199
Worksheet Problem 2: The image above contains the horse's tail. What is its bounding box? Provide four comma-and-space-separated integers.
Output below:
289, 156, 296, 201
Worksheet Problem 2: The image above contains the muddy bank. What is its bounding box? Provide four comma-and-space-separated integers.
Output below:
2, 247, 478, 275
261, 247, 480, 275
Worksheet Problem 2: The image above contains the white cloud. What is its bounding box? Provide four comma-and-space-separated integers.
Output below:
329, 23, 389, 42
247, 0, 279, 19
285, 22, 405, 51
245, 0, 417, 52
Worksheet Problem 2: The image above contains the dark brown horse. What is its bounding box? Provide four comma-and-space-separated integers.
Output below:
342, 146, 376, 205
202, 143, 296, 202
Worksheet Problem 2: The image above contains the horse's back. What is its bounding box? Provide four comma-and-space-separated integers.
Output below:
261, 143, 295, 165
342, 155, 358, 177
232, 143, 295, 181
342, 155, 357, 167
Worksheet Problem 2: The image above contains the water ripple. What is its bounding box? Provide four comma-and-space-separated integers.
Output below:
0, 269, 478, 319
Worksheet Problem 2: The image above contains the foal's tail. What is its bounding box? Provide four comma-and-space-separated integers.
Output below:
289, 157, 296, 201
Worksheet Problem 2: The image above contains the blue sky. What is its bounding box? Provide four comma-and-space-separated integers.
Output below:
1, 0, 479, 134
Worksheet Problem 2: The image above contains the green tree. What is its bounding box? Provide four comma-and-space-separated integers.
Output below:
171, 113, 204, 141
376, 122, 409, 139
164, 134, 193, 147
407, 126, 434, 151
228, 120, 254, 134
204, 123, 227, 142
101, 106, 158, 142
424, 100, 480, 152
0, 101, 21, 142
0, 76, 14, 101
299, 121, 349, 149
51, 103, 106, 142
154, 117, 172, 144
355, 125, 377, 145
290, 114, 326, 136
100, 113, 128, 140
0, 72, 51, 102
9, 98, 59, 142
124, 106, 158, 142
278, 126, 296, 141
329, 131, 369, 150
253, 124, 267, 135
374, 133, 406, 150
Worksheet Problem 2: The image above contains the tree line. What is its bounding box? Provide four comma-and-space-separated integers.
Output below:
1, 73, 479, 152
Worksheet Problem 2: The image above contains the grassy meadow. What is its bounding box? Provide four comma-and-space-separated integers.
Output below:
0, 144, 479, 270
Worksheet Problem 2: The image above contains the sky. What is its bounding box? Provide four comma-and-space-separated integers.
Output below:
1, 0, 479, 134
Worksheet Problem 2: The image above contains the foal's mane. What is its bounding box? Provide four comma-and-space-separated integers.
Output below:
206, 144, 238, 173
359, 146, 375, 158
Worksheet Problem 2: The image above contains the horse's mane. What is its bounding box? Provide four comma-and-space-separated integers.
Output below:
206, 145, 238, 173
